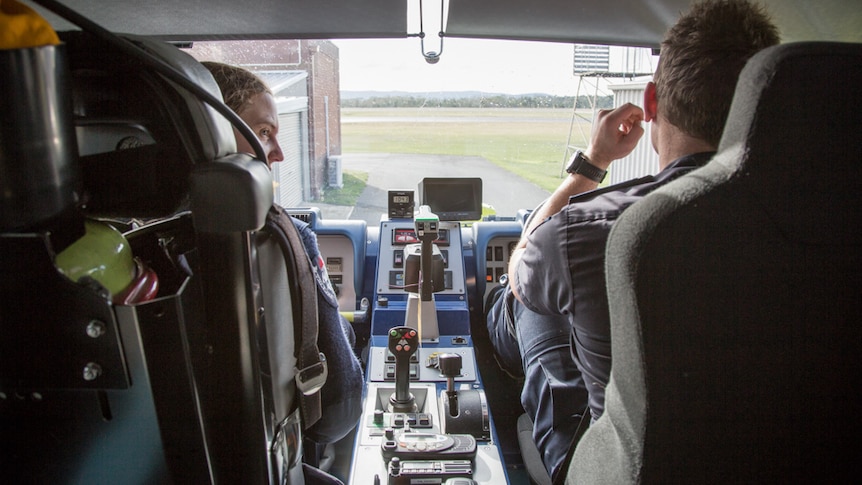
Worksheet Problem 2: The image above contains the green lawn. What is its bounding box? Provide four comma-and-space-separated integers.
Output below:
322, 170, 368, 205
339, 107, 593, 193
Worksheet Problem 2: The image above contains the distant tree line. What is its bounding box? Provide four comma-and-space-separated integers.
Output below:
341, 94, 614, 109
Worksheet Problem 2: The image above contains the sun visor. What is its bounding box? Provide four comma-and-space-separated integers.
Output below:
444, 0, 684, 48
25, 0, 408, 40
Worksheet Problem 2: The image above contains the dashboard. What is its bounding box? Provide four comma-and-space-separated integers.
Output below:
287, 203, 526, 484
294, 209, 523, 319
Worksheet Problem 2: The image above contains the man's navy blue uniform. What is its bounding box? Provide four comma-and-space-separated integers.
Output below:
488, 151, 714, 478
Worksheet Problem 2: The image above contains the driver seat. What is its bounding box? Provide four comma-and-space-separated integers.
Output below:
568, 41, 862, 483
1, 33, 326, 484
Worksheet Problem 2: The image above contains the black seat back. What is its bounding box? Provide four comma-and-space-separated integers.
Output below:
1, 32, 300, 484
569, 42, 862, 484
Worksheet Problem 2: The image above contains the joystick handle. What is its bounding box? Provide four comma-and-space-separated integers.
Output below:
438, 353, 462, 416
388, 326, 419, 408
438, 353, 462, 378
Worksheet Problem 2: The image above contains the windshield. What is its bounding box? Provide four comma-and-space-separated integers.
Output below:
185, 38, 657, 225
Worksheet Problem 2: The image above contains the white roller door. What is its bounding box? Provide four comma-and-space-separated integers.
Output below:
274, 111, 303, 207
608, 80, 659, 185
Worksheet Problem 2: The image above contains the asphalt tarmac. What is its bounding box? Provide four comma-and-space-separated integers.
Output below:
311, 152, 553, 223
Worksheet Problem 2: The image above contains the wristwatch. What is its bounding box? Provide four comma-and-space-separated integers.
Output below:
566, 151, 607, 183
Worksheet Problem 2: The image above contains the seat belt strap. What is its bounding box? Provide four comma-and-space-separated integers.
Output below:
264, 205, 324, 428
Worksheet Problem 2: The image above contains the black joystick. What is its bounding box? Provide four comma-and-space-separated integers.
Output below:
388, 326, 419, 412
438, 353, 462, 416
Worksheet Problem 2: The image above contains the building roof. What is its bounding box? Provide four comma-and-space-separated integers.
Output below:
257, 71, 308, 96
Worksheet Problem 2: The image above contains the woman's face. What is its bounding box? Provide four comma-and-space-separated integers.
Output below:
234, 91, 283, 167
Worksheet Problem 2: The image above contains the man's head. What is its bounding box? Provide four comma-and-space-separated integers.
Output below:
646, 0, 780, 149
202, 61, 284, 167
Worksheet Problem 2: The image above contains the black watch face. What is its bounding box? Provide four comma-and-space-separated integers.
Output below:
566, 153, 584, 173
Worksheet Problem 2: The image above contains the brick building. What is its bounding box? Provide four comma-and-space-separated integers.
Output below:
186, 40, 341, 205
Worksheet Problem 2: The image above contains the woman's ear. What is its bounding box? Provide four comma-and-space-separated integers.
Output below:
644, 81, 658, 122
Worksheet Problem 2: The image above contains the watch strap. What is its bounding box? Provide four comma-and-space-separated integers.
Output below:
566, 151, 607, 183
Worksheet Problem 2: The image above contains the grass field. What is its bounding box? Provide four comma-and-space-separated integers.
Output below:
340, 107, 594, 193
322, 171, 368, 205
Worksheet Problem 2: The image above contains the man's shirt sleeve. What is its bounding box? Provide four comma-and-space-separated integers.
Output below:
514, 211, 573, 316
513, 205, 618, 323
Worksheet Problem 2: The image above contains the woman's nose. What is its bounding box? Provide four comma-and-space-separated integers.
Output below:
268, 139, 284, 165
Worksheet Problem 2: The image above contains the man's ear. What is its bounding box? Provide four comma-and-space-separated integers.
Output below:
644, 81, 658, 122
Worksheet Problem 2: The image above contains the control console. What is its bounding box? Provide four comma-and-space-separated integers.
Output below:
375, 220, 466, 298
349, 210, 507, 484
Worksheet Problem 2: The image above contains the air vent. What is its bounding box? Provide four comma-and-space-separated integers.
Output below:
289, 211, 313, 224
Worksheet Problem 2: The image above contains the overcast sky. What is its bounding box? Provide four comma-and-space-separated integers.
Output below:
333, 38, 657, 96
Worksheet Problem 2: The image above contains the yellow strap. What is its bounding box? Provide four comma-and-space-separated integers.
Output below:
1, 0, 60, 49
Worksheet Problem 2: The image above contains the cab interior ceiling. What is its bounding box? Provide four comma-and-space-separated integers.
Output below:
27, 0, 862, 47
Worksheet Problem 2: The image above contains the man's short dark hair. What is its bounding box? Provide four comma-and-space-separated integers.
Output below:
653, 0, 780, 146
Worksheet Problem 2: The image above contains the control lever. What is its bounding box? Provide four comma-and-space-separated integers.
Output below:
438, 353, 462, 416
438, 353, 490, 439
401, 205, 442, 339
388, 326, 419, 412
414, 205, 439, 303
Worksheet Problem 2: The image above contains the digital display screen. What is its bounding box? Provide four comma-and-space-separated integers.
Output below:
418, 178, 482, 221
388, 190, 415, 219
393, 228, 420, 244
402, 434, 441, 442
